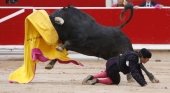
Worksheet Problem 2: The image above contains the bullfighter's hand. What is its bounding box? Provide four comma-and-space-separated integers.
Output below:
151, 77, 160, 83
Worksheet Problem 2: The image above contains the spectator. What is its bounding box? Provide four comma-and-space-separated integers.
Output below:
106, 0, 128, 7
6, 0, 18, 4
135, 0, 163, 8
82, 48, 159, 86
112, 0, 127, 7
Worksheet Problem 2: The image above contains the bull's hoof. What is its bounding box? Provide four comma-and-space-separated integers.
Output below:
45, 64, 54, 69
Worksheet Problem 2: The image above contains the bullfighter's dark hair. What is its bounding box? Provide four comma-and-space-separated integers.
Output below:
139, 48, 152, 58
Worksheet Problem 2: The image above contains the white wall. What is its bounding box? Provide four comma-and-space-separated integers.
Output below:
105, 0, 118, 7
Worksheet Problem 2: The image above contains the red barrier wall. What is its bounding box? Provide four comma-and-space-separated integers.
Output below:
0, 8, 170, 45
0, 0, 105, 7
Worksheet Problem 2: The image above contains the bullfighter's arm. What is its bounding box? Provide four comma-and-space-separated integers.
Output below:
140, 63, 159, 83
128, 54, 147, 86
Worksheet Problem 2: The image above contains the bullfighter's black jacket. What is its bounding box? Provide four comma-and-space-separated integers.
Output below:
119, 51, 147, 86
106, 51, 147, 86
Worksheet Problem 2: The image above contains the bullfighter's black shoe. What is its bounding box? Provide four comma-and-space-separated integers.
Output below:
86, 78, 98, 85
82, 75, 94, 85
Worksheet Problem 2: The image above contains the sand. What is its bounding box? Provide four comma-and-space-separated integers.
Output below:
0, 56, 170, 93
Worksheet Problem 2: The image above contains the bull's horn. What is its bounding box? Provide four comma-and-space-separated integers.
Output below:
54, 17, 64, 25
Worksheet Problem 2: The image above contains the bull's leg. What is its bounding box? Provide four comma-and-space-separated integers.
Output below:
45, 59, 57, 69
45, 41, 71, 70
57, 41, 70, 51
140, 64, 159, 83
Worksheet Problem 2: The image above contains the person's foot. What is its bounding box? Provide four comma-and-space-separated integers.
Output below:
82, 75, 94, 85
86, 78, 98, 85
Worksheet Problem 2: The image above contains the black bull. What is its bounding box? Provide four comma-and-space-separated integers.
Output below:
46, 4, 156, 82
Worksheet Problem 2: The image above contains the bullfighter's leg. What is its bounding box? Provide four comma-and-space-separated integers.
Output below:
45, 59, 57, 69
57, 41, 70, 51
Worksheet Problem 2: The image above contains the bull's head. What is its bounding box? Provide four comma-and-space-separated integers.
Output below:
50, 6, 82, 26
53, 6, 76, 25
50, 6, 71, 26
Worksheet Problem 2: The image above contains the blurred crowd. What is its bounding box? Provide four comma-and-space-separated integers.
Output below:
106, 0, 163, 8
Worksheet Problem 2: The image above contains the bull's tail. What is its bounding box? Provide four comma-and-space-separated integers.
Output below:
119, 3, 134, 29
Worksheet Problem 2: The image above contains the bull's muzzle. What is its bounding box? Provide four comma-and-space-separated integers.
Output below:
54, 17, 64, 25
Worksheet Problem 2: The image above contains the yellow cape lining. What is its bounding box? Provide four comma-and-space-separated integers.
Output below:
8, 10, 73, 83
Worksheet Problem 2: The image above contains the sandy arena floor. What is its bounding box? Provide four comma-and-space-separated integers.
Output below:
0, 51, 170, 93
